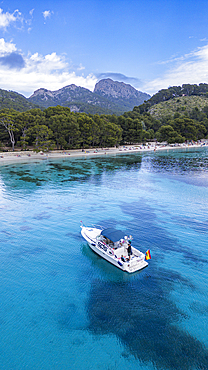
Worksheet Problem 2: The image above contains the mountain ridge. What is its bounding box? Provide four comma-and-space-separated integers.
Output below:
28, 79, 151, 115
0, 89, 40, 112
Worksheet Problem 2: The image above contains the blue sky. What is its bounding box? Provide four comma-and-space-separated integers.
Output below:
1, 0, 208, 97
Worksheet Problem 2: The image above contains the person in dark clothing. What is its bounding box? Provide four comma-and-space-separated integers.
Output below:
127, 242, 132, 260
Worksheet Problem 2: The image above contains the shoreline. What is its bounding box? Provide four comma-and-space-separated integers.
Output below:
0, 142, 207, 165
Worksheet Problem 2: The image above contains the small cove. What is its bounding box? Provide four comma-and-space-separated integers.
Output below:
0, 147, 208, 370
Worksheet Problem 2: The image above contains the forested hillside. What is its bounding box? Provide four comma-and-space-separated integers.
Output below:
0, 83, 208, 152
148, 96, 208, 120
138, 83, 208, 113
0, 89, 40, 111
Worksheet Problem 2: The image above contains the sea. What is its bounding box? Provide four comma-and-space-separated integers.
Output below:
0, 147, 208, 370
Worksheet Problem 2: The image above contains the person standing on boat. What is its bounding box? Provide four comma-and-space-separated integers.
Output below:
127, 241, 132, 260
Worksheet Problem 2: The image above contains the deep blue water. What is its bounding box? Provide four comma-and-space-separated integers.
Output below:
0, 147, 208, 370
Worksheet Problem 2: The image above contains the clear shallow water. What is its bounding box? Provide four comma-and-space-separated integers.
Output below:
0, 147, 208, 370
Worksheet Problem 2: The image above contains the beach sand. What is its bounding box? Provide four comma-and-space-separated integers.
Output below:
0, 142, 206, 165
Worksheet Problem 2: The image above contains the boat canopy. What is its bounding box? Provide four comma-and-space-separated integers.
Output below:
101, 228, 125, 243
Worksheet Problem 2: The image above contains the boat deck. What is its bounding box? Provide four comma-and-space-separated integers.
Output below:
113, 245, 143, 261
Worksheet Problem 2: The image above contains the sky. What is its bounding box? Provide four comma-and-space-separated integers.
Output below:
1, 0, 208, 97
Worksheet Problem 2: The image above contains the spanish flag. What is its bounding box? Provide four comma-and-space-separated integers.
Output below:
145, 249, 151, 260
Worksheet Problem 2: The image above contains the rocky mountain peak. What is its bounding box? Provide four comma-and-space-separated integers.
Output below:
31, 88, 49, 96
94, 78, 145, 99
30, 88, 54, 99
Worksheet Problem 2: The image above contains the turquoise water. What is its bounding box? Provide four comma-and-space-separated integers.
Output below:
0, 147, 208, 370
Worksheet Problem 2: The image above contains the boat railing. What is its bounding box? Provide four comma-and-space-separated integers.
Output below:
80, 222, 103, 230
92, 224, 104, 230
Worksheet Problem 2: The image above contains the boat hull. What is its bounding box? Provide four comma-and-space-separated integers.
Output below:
81, 226, 148, 273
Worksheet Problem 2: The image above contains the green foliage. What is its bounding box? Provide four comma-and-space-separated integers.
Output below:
78, 114, 100, 147
156, 125, 185, 144
170, 117, 206, 141
130, 85, 208, 143
102, 121, 122, 147
148, 96, 208, 120
117, 116, 143, 144
0, 89, 41, 111
28, 124, 55, 152
134, 83, 208, 113
15, 111, 38, 149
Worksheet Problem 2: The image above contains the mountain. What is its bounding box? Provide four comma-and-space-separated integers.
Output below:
0, 79, 150, 115
28, 85, 115, 114
94, 79, 150, 113
0, 89, 40, 112
28, 79, 150, 115
135, 83, 208, 115
94, 78, 149, 100
148, 95, 208, 120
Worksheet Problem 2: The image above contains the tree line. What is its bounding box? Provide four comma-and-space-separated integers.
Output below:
124, 106, 208, 144
0, 104, 208, 152
0, 107, 123, 152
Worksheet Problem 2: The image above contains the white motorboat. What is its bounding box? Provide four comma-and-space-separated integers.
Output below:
81, 224, 150, 273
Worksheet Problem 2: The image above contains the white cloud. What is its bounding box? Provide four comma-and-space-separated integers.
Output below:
0, 38, 16, 55
0, 8, 22, 29
0, 40, 97, 96
28, 52, 67, 73
3, 37, 208, 98
43, 10, 52, 20
26, 8, 34, 32
77, 63, 85, 71
144, 44, 208, 94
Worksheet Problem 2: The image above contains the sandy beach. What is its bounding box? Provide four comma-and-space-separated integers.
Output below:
0, 142, 207, 165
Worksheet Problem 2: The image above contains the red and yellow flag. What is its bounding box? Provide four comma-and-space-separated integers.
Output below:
145, 249, 151, 260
